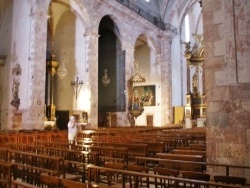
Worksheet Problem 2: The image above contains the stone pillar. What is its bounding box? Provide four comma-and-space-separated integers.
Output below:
202, 65, 205, 94
123, 42, 135, 126
203, 0, 250, 181
10, 0, 49, 130
0, 55, 6, 130
84, 32, 99, 128
160, 30, 176, 125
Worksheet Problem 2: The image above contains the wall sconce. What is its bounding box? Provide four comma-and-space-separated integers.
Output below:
102, 69, 110, 86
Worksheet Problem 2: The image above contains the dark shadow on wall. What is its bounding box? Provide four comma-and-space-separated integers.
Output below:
98, 16, 125, 127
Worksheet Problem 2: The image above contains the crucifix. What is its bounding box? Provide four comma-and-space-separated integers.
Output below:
70, 77, 84, 103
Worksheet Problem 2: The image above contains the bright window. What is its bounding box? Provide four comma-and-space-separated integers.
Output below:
185, 14, 190, 42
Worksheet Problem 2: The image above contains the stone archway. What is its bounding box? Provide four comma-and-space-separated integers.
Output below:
97, 15, 125, 127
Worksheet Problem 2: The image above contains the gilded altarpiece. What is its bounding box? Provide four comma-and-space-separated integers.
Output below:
183, 34, 206, 127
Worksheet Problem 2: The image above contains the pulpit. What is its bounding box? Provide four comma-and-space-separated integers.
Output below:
128, 61, 146, 122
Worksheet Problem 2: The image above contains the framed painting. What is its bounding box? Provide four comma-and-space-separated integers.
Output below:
133, 85, 156, 106
82, 112, 88, 125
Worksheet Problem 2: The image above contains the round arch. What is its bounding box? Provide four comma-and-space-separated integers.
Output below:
97, 15, 125, 127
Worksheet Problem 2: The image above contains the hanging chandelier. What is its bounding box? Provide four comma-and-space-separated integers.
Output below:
102, 69, 110, 86
57, 54, 67, 79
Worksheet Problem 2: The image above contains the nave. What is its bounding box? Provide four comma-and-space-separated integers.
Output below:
0, 127, 249, 188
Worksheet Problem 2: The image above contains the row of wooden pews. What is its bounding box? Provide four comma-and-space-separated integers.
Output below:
88, 164, 247, 188
74, 127, 250, 187
0, 128, 249, 187
0, 144, 109, 187
0, 161, 12, 188
77, 127, 206, 154
0, 130, 68, 147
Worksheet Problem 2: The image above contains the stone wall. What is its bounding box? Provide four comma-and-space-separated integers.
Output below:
0, 0, 175, 129
203, 0, 250, 180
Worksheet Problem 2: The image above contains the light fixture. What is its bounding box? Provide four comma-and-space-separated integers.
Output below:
102, 69, 110, 86
57, 52, 67, 79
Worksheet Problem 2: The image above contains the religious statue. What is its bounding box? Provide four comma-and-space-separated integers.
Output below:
182, 41, 191, 54
192, 73, 198, 94
12, 63, 22, 75
10, 78, 20, 109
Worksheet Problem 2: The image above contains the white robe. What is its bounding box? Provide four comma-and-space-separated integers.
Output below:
68, 121, 77, 141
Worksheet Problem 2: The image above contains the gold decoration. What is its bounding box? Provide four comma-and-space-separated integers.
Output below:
128, 61, 146, 119
130, 61, 146, 83
183, 34, 206, 121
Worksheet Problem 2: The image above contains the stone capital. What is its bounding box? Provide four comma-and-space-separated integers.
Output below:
158, 25, 177, 42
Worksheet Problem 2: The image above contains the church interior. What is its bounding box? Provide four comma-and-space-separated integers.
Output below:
0, 0, 249, 187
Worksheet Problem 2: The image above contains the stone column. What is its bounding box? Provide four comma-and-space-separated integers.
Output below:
25, 0, 50, 129
123, 42, 135, 126
84, 32, 99, 128
0, 56, 6, 130
203, 0, 250, 181
202, 65, 205, 94
160, 30, 176, 125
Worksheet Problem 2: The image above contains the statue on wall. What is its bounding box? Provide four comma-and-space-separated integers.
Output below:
12, 63, 22, 75
192, 73, 198, 95
10, 78, 20, 109
182, 41, 191, 54
11, 63, 22, 109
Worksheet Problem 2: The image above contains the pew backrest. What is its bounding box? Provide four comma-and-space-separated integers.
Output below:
0, 161, 13, 188
10, 150, 63, 180
156, 153, 203, 172
172, 149, 206, 161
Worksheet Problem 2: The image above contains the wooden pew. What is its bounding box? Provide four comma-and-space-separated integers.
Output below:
0, 130, 68, 146
132, 140, 165, 156
35, 140, 70, 149
76, 145, 128, 165
155, 153, 203, 172
6, 143, 96, 183
42, 147, 87, 182
77, 140, 147, 162
87, 165, 241, 188
95, 142, 148, 161
12, 180, 38, 188
171, 149, 206, 162
135, 156, 250, 179
214, 175, 246, 186
0, 147, 9, 161
6, 143, 45, 154
9, 150, 63, 185
10, 149, 82, 183
0, 161, 13, 188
